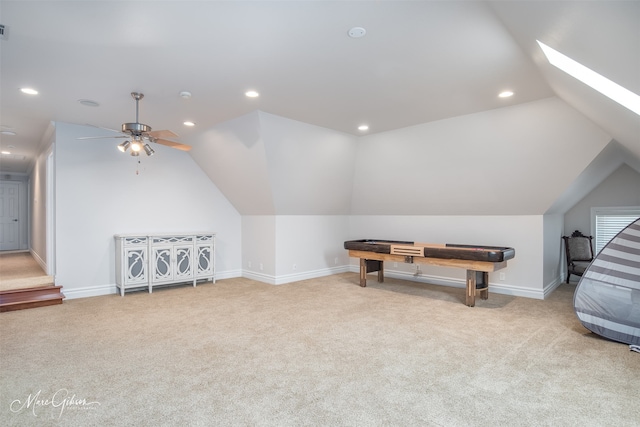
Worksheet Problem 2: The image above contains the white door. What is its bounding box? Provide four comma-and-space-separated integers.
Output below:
0, 182, 20, 251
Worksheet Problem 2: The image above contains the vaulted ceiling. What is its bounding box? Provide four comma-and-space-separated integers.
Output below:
1, 1, 638, 176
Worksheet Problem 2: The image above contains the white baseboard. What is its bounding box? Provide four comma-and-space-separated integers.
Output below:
243, 265, 351, 285
61, 269, 244, 299
57, 267, 547, 301
543, 275, 564, 298
215, 269, 243, 280
30, 249, 48, 272
274, 266, 350, 285
63, 283, 116, 300
349, 265, 545, 300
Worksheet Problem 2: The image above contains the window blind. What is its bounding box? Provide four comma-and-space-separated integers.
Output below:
594, 213, 640, 254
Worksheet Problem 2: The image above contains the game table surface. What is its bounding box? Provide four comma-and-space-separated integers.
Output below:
344, 239, 515, 263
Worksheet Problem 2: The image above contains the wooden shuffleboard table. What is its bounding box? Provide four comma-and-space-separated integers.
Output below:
344, 239, 515, 307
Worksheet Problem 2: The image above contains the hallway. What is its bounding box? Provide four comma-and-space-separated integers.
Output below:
0, 252, 52, 291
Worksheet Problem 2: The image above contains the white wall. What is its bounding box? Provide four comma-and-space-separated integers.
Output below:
260, 113, 358, 214
351, 98, 611, 215
242, 215, 276, 281
543, 214, 564, 293
348, 215, 544, 298
564, 164, 640, 235
28, 122, 56, 269
275, 215, 350, 282
190, 111, 275, 215
28, 151, 49, 267
54, 122, 242, 298
242, 215, 351, 285
190, 111, 359, 215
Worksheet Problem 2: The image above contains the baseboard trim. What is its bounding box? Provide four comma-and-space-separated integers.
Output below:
63, 269, 244, 299
63, 284, 115, 300
30, 249, 47, 273
349, 265, 545, 300
242, 266, 351, 285
543, 275, 564, 298
274, 266, 350, 285
55, 267, 546, 301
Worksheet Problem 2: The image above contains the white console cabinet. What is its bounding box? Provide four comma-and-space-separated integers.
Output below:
115, 233, 215, 296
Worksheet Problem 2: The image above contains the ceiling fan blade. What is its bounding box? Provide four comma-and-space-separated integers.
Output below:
77, 135, 128, 140
147, 129, 179, 139
154, 138, 192, 151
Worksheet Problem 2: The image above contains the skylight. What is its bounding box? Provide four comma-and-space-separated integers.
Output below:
537, 40, 640, 116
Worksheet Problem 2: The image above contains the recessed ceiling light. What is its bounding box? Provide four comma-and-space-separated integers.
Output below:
499, 91, 514, 98
537, 40, 640, 115
0, 130, 17, 136
348, 27, 366, 38
245, 90, 259, 98
358, 124, 369, 131
1, 151, 10, 155
180, 91, 192, 99
78, 99, 100, 107
183, 121, 195, 127
20, 87, 38, 95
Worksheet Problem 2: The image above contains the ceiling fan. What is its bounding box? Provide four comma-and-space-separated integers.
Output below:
78, 92, 192, 156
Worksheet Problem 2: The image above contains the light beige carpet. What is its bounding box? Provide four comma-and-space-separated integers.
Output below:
0, 252, 52, 292
1, 274, 638, 426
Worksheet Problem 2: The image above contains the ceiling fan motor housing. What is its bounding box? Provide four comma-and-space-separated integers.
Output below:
122, 122, 151, 135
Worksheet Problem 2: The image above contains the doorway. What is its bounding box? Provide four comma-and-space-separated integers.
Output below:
0, 181, 22, 251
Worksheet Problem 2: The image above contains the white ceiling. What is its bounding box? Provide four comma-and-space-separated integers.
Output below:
0, 1, 638, 174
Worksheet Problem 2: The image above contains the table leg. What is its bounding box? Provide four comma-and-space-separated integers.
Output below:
466, 270, 476, 307
359, 259, 384, 287
479, 272, 489, 300
466, 270, 489, 306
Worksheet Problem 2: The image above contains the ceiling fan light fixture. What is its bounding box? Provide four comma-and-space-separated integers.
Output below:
118, 140, 131, 152
143, 144, 155, 156
130, 150, 140, 157
131, 141, 142, 152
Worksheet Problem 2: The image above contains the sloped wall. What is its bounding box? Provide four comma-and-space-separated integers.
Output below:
190, 111, 275, 215
261, 112, 357, 214
351, 97, 611, 215
564, 164, 640, 235
190, 111, 359, 215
